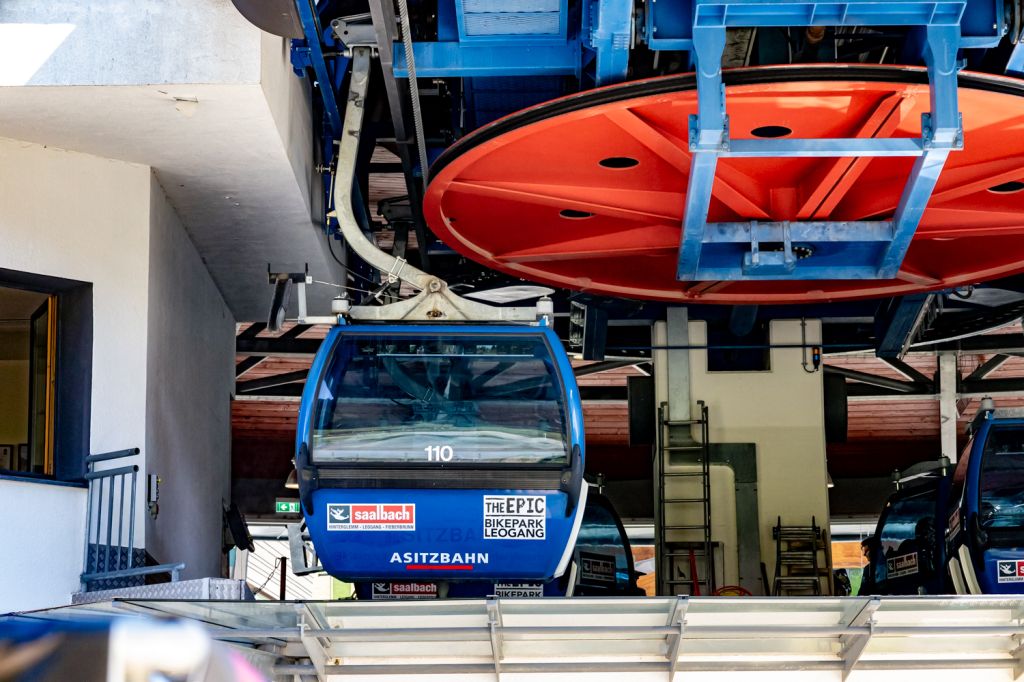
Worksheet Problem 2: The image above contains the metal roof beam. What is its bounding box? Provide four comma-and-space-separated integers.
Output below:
824, 365, 928, 393
236, 370, 308, 394
965, 353, 1011, 381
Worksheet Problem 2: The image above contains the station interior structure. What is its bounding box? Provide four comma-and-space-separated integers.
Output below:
8, 0, 1024, 679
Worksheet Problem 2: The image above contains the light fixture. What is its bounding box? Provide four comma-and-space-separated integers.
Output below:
285, 469, 299, 490
827, 472, 835, 489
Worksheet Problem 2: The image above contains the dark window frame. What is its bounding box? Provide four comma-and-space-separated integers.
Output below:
0, 267, 92, 485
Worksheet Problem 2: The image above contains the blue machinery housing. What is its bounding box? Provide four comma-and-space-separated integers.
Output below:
867, 405, 1024, 594
295, 323, 587, 582
284, 0, 1018, 284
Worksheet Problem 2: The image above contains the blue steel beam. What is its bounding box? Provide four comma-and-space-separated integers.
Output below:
587, 0, 634, 85
878, 24, 963, 278
293, 0, 342, 139
875, 294, 935, 358
394, 42, 581, 77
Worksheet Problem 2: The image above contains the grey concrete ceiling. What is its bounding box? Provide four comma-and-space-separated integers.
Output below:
0, 1, 343, 321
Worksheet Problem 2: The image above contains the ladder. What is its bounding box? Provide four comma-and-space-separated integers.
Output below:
655, 401, 715, 595
771, 516, 828, 595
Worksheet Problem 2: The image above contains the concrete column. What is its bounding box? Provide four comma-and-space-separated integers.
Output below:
939, 352, 959, 463
665, 307, 691, 423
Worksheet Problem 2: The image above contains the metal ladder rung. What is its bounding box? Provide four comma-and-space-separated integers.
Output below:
663, 445, 703, 451
663, 419, 703, 426
666, 579, 710, 585
663, 497, 706, 503
662, 472, 704, 477
663, 524, 708, 531
663, 552, 710, 558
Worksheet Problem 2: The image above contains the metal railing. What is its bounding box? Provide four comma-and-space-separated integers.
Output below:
80, 448, 183, 592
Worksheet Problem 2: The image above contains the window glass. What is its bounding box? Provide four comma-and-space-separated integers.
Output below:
0, 287, 53, 476
877, 489, 937, 583
979, 426, 1024, 530
576, 501, 630, 590
311, 333, 568, 465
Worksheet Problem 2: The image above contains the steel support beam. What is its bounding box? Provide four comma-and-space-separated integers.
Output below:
875, 294, 935, 359
236, 370, 309, 394
393, 42, 581, 77
881, 357, 932, 384
824, 365, 928, 393
966, 354, 1011, 381
665, 597, 689, 679
678, 0, 962, 282
840, 598, 880, 681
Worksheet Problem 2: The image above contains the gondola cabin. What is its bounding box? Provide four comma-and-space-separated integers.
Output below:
294, 323, 586, 582
865, 402, 1024, 595
947, 405, 1024, 594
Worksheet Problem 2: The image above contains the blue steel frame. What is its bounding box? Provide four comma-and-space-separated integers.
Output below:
452, 0, 569, 43
679, 0, 966, 282
292, 0, 342, 139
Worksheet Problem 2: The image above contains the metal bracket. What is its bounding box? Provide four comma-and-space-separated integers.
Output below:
297, 607, 330, 681
329, 14, 378, 49
487, 598, 504, 680
839, 598, 880, 680
287, 522, 324, 576
679, 0, 965, 282
665, 596, 689, 679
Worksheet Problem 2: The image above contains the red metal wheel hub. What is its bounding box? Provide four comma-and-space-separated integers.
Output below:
423, 66, 1024, 304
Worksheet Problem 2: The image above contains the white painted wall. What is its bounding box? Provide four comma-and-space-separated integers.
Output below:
0, 139, 237, 609
0, 137, 151, 467
0, 478, 87, 612
145, 177, 234, 580
687, 319, 831, 588
0, 138, 150, 610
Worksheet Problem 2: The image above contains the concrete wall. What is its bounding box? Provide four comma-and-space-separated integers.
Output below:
0, 139, 236, 609
687, 319, 830, 588
0, 137, 151, 470
0, 478, 87, 612
144, 177, 234, 579
0, 0, 260, 87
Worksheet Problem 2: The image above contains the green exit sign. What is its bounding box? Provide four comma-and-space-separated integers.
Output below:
275, 499, 301, 514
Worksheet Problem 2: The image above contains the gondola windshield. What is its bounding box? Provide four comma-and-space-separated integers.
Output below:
980, 426, 1024, 534
311, 332, 569, 465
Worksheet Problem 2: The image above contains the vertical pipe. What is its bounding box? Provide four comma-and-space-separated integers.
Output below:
128, 468, 137, 568
94, 472, 105, 574
82, 464, 94, 578
279, 557, 288, 600
105, 474, 115, 572
117, 473, 126, 570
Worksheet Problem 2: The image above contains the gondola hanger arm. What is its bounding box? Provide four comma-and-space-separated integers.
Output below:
328, 46, 546, 324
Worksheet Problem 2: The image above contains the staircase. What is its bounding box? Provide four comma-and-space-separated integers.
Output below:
655, 401, 716, 595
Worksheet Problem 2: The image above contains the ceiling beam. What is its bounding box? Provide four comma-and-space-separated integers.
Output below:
236, 336, 320, 357
880, 357, 932, 385
573, 360, 637, 377
235, 356, 266, 378
875, 294, 935, 359
236, 370, 309, 394
964, 354, 1011, 382
824, 365, 929, 394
